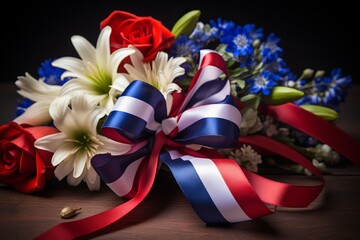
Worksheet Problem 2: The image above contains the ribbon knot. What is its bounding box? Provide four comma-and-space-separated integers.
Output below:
92, 50, 242, 199
35, 49, 331, 240
161, 117, 178, 137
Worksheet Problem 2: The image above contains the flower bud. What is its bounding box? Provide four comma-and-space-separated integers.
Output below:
171, 10, 201, 39
262, 86, 304, 105
300, 104, 338, 121
252, 39, 261, 48
315, 70, 325, 78
302, 68, 314, 79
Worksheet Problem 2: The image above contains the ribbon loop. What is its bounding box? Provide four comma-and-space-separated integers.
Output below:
102, 80, 167, 142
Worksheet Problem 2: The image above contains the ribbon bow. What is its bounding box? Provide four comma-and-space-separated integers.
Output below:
35, 50, 326, 240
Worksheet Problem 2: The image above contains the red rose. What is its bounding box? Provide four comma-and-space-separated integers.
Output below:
0, 122, 58, 193
100, 10, 174, 63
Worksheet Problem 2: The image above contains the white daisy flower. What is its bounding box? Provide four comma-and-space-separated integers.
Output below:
14, 73, 61, 126
35, 95, 131, 191
52, 26, 135, 114
123, 46, 186, 113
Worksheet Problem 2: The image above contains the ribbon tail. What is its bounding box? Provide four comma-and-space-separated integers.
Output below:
239, 135, 324, 207
33, 133, 166, 240
160, 148, 272, 224
262, 103, 360, 166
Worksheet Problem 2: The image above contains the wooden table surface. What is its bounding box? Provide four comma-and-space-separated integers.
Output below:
1, 83, 360, 240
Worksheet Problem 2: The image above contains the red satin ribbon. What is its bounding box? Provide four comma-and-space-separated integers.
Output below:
239, 135, 324, 207
34, 133, 167, 240
262, 103, 360, 166
34, 103, 359, 239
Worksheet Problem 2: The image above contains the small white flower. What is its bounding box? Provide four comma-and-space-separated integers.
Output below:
14, 73, 61, 126
123, 46, 186, 113
52, 26, 135, 114
305, 159, 327, 175
224, 144, 262, 172
240, 108, 263, 136
35, 95, 131, 190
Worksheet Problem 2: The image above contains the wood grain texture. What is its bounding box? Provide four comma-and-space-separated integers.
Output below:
0, 173, 360, 240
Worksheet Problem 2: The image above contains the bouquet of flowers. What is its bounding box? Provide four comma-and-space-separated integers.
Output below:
1, 9, 359, 239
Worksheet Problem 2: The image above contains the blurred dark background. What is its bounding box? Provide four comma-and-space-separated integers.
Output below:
3, 1, 357, 84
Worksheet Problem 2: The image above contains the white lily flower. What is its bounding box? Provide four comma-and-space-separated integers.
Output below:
52, 26, 135, 114
35, 95, 131, 191
14, 73, 61, 126
123, 46, 186, 113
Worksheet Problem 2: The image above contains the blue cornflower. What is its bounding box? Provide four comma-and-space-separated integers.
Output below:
294, 94, 321, 106
261, 33, 282, 64
264, 58, 289, 76
190, 22, 218, 46
209, 18, 235, 38
38, 58, 68, 85
220, 26, 255, 67
243, 24, 263, 40
295, 68, 351, 111
247, 70, 281, 95
172, 35, 202, 59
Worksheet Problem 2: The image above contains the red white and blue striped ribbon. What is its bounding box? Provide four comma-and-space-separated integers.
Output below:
34, 50, 325, 240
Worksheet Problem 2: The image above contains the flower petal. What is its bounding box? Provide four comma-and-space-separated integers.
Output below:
67, 171, 85, 186
96, 26, 111, 68
71, 35, 96, 63
14, 102, 52, 126
111, 47, 136, 74
52, 57, 86, 78
35, 133, 67, 152
97, 135, 131, 155
16, 73, 61, 102
73, 150, 88, 178
54, 157, 75, 180
111, 75, 130, 92
85, 168, 100, 191
51, 142, 77, 166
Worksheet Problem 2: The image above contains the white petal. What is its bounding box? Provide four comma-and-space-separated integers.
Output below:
35, 133, 67, 152
111, 48, 136, 74
96, 26, 111, 69
14, 102, 51, 126
127, 46, 145, 71
71, 95, 94, 113
73, 150, 88, 178
54, 158, 75, 180
85, 169, 100, 191
84, 107, 106, 135
86, 167, 98, 184
165, 94, 173, 115
67, 171, 85, 186
97, 135, 131, 155
60, 78, 95, 96
16, 73, 60, 102
111, 75, 130, 92
51, 142, 78, 166
52, 57, 85, 77
166, 83, 182, 94
71, 35, 96, 63
123, 64, 149, 83
49, 95, 71, 123
101, 96, 115, 115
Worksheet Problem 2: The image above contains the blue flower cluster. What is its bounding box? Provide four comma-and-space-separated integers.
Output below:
172, 18, 351, 111
172, 18, 289, 96
293, 68, 352, 111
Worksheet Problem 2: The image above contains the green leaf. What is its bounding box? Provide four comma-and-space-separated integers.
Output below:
171, 10, 201, 39
262, 86, 304, 105
240, 94, 260, 110
300, 104, 339, 121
